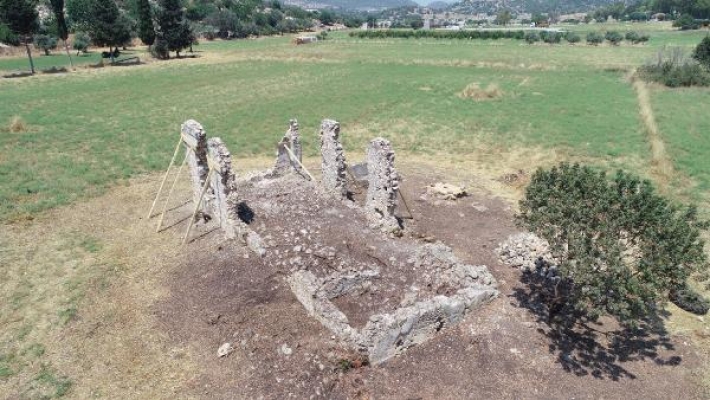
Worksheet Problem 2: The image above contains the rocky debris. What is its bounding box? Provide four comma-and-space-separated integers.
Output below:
279, 344, 293, 356
426, 182, 467, 201
496, 232, 556, 272
319, 119, 347, 198
365, 138, 400, 234
218, 342, 234, 357
181, 120, 211, 216
246, 230, 266, 257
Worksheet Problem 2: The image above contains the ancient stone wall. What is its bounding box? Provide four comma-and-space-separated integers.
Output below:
319, 119, 347, 197
181, 120, 210, 216
206, 138, 235, 233
365, 138, 400, 233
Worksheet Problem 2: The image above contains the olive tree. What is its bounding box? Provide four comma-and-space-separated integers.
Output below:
517, 163, 709, 326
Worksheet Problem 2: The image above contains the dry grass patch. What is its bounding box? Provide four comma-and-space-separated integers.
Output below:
6, 115, 27, 133
458, 83, 504, 101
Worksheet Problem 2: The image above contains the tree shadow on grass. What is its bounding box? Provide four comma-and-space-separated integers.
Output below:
511, 269, 681, 381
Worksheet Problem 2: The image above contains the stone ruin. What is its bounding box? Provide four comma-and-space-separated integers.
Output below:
179, 121, 264, 252
273, 119, 302, 176
365, 137, 400, 233
319, 119, 347, 198
181, 120, 210, 216
287, 244, 498, 365
174, 117, 499, 365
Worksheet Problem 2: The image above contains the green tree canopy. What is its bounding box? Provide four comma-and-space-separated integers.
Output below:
518, 163, 709, 326
156, 0, 193, 57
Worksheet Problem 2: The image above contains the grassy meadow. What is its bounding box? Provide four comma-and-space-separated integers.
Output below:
2, 23, 708, 221
1, 21, 710, 398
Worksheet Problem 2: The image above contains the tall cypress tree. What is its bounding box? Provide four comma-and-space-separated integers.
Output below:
157, 0, 192, 58
0, 0, 39, 74
137, 0, 155, 47
88, 0, 131, 60
49, 0, 73, 67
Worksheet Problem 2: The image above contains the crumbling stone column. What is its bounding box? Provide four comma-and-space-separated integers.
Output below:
365, 137, 400, 233
273, 119, 302, 176
206, 137, 243, 239
181, 120, 210, 216
319, 119, 347, 197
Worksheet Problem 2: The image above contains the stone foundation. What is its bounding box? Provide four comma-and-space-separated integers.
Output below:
287, 243, 498, 365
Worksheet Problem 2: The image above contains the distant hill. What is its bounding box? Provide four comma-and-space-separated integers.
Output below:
283, 0, 418, 11
448, 0, 620, 14
427, 1, 451, 10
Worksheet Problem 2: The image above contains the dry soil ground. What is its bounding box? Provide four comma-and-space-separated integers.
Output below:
2, 160, 708, 399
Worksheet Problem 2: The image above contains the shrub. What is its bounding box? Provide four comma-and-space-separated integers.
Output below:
625, 31, 639, 43
639, 47, 710, 87
72, 32, 90, 54
673, 14, 700, 30
517, 163, 709, 326
33, 34, 58, 55
565, 32, 581, 44
541, 31, 563, 44
605, 30, 623, 45
670, 285, 710, 315
586, 31, 604, 45
150, 38, 169, 59
693, 36, 710, 70
524, 31, 540, 44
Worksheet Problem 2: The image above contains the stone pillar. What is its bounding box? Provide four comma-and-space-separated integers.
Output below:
288, 119, 302, 172
206, 137, 240, 238
319, 119, 347, 197
273, 119, 302, 176
181, 120, 210, 216
365, 137, 400, 233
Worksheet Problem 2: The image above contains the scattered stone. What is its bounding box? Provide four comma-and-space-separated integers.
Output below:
280, 344, 293, 356
218, 342, 234, 358
426, 182, 467, 200
496, 232, 556, 272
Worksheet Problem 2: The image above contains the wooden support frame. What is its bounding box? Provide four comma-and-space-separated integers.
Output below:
182, 168, 214, 244
284, 144, 315, 181
147, 136, 183, 219
155, 149, 191, 232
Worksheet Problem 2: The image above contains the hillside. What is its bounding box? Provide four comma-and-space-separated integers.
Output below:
448, 0, 621, 15
283, 0, 418, 11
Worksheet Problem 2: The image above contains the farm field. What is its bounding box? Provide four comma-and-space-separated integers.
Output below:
1, 22, 710, 399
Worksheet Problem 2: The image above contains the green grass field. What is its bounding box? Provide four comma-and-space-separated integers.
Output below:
4, 23, 707, 221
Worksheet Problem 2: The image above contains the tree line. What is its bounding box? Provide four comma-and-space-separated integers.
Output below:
1, 0, 364, 74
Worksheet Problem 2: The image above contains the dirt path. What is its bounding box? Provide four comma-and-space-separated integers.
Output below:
632, 75, 675, 188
